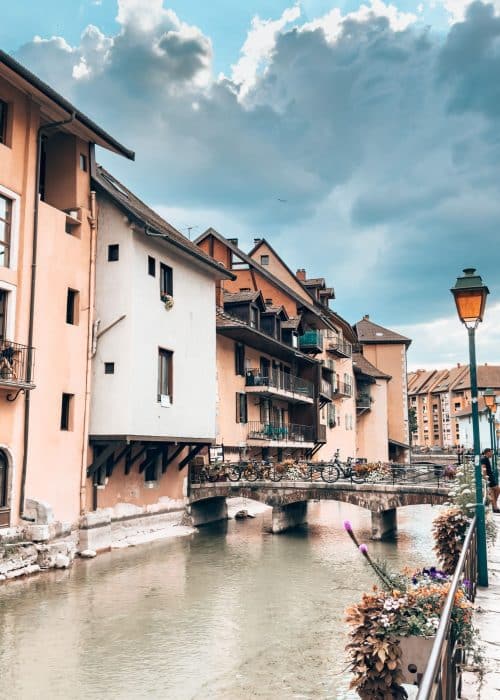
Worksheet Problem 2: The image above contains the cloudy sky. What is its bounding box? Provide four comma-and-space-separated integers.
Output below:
3, 0, 500, 370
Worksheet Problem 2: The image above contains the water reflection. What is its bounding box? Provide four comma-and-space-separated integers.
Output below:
0, 503, 442, 699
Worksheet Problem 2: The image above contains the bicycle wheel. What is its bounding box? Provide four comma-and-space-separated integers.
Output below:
227, 465, 241, 482
268, 467, 283, 482
243, 466, 258, 481
321, 465, 340, 483
350, 470, 366, 484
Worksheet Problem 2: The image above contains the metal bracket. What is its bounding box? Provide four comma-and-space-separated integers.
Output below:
6, 388, 25, 402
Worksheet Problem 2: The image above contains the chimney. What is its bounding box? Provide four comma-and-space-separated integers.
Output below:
363, 314, 370, 320
296, 268, 306, 281
215, 281, 224, 308
254, 238, 262, 246
457, 363, 461, 368
227, 238, 238, 247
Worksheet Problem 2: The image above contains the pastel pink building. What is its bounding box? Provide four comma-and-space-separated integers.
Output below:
0, 51, 133, 528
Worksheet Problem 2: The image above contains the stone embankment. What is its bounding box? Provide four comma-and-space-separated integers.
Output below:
0, 496, 195, 585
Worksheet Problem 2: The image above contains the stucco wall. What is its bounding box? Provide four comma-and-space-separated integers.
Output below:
356, 381, 389, 462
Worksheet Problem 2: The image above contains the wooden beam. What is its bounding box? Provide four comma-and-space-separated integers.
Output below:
139, 447, 161, 474
178, 444, 206, 470
87, 441, 123, 477
125, 445, 146, 475
162, 444, 185, 473
107, 445, 131, 477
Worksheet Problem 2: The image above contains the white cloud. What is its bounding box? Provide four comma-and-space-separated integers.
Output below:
401, 303, 500, 370
231, 4, 301, 97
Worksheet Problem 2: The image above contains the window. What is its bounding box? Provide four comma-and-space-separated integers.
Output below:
0, 449, 8, 508
144, 448, 158, 482
160, 263, 173, 297
148, 256, 156, 277
0, 290, 6, 340
0, 195, 12, 268
260, 255, 269, 266
108, 244, 119, 262
60, 393, 74, 431
104, 362, 115, 375
66, 289, 79, 325
249, 306, 259, 329
235, 342, 245, 376
158, 348, 173, 402
236, 392, 248, 423
0, 100, 7, 145
79, 153, 87, 172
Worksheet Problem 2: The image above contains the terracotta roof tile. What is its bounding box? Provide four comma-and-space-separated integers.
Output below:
223, 290, 261, 304
355, 316, 411, 346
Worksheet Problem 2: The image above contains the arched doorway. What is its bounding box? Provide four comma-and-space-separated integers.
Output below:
0, 449, 10, 527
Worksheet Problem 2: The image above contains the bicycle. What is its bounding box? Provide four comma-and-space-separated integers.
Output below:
321, 450, 366, 484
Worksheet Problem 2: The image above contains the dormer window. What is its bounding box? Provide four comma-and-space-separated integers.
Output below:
249, 305, 259, 329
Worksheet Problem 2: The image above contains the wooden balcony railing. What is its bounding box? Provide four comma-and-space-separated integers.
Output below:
247, 421, 314, 443
333, 381, 353, 398
245, 368, 314, 400
327, 338, 352, 358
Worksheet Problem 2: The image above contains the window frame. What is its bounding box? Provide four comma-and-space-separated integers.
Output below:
235, 342, 245, 376
160, 262, 173, 298
0, 194, 12, 269
108, 244, 119, 262
260, 255, 269, 266
0, 100, 8, 146
0, 449, 8, 509
236, 392, 248, 424
0, 289, 7, 340
148, 256, 156, 277
60, 393, 74, 431
66, 288, 79, 325
157, 348, 173, 402
79, 153, 87, 172
104, 362, 115, 375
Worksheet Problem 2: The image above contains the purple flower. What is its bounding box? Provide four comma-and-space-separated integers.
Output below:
343, 520, 353, 532
463, 579, 472, 590
359, 544, 368, 554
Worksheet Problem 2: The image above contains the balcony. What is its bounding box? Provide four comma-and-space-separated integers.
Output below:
356, 393, 371, 415
0, 340, 35, 391
245, 368, 315, 404
247, 421, 314, 446
327, 338, 352, 358
333, 380, 353, 398
298, 330, 323, 354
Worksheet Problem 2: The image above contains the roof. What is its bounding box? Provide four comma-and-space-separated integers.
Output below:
93, 167, 234, 280
304, 278, 325, 288
263, 305, 289, 320
388, 438, 410, 449
196, 228, 331, 325
355, 315, 411, 346
453, 397, 490, 418
352, 352, 391, 380
0, 50, 134, 160
224, 290, 262, 304
455, 365, 500, 391
282, 317, 302, 331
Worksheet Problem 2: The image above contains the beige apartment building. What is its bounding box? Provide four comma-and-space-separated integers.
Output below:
354, 316, 411, 462
408, 364, 500, 448
0, 50, 133, 528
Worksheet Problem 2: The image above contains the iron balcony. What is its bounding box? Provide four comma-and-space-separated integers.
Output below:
245, 368, 315, 404
247, 421, 315, 445
333, 380, 353, 398
327, 338, 352, 358
0, 339, 35, 391
298, 330, 323, 354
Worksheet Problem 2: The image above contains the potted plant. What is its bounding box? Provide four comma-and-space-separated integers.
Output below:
161, 293, 174, 310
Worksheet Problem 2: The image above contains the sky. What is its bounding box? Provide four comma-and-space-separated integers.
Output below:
2, 0, 500, 370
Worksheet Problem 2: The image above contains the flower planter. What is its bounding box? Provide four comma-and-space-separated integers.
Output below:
398, 635, 435, 684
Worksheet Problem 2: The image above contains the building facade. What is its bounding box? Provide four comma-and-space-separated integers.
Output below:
86, 168, 232, 511
0, 51, 133, 528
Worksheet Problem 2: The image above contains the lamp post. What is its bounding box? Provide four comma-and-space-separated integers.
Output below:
451, 268, 489, 587
484, 388, 497, 480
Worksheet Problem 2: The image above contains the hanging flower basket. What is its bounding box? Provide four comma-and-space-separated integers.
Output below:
161, 294, 174, 310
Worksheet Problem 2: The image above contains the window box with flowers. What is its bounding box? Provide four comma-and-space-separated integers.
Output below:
161, 293, 174, 310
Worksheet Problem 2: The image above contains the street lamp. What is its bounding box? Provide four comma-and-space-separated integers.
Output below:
451, 268, 489, 587
484, 388, 497, 480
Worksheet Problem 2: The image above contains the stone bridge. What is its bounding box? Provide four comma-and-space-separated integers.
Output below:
188, 481, 450, 539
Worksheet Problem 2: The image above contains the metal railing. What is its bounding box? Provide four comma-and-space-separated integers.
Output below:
356, 394, 371, 410
0, 339, 35, 386
247, 421, 314, 443
298, 330, 323, 351
245, 368, 314, 399
334, 380, 353, 398
328, 338, 352, 357
417, 515, 478, 699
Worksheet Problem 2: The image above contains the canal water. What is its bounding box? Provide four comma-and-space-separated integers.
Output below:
0, 502, 440, 700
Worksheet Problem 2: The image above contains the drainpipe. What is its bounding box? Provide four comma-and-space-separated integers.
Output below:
19, 112, 76, 518
79, 189, 97, 515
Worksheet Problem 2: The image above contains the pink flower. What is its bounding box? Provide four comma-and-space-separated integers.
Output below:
343, 520, 352, 532
359, 544, 368, 554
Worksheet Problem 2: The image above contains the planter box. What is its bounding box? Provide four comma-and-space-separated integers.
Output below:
399, 636, 435, 684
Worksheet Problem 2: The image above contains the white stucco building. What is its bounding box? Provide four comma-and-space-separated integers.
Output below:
455, 399, 499, 451
86, 166, 232, 511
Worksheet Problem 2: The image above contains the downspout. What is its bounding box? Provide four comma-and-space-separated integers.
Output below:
19, 112, 76, 518
79, 189, 97, 515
